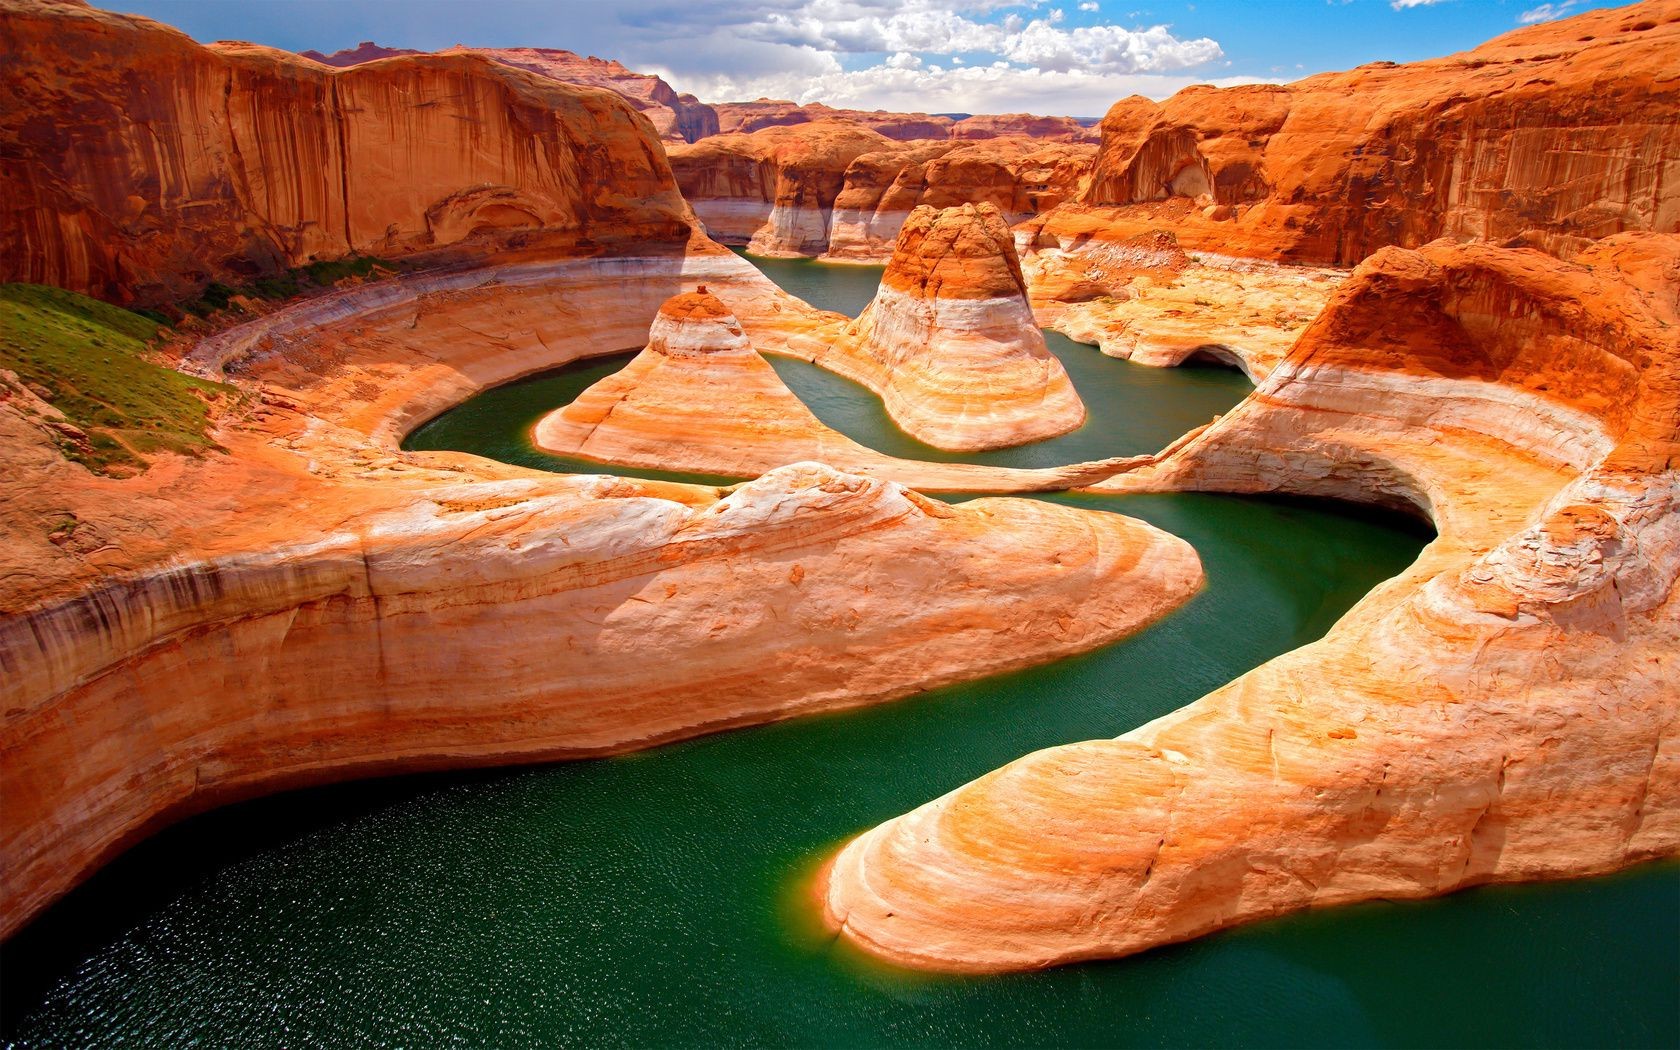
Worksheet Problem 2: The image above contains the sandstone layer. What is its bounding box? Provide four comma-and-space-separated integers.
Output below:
302, 42, 721, 144
532, 288, 1137, 489
821, 233, 1680, 972
785, 203, 1086, 451
711, 101, 1097, 144
1019, 228, 1344, 380
824, 139, 1094, 262
1036, 1, 1678, 267
669, 123, 897, 256
0, 175, 1211, 957
673, 127, 1094, 261
951, 113, 1100, 143
713, 99, 956, 141
0, 0, 693, 305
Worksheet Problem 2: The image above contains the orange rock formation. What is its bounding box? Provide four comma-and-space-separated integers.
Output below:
713, 99, 957, 141
672, 127, 1095, 260
825, 139, 1095, 262
822, 232, 1680, 971
669, 123, 897, 255
951, 113, 1100, 143
1042, 1, 1679, 266
0, 0, 693, 305
303, 42, 721, 144
786, 203, 1086, 451
533, 288, 1139, 489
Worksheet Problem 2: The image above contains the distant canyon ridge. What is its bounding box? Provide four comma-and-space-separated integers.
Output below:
300, 41, 1101, 146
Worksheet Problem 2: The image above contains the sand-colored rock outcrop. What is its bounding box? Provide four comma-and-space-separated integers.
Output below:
824, 139, 1094, 262
532, 288, 1138, 489
713, 99, 956, 141
785, 203, 1085, 451
303, 42, 721, 144
673, 126, 1094, 261
1047, 1, 1679, 266
821, 232, 1680, 971
0, 0, 693, 305
669, 123, 896, 255
1019, 227, 1344, 379
951, 113, 1100, 143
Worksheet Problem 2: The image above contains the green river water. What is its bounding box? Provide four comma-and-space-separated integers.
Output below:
2, 254, 1673, 1048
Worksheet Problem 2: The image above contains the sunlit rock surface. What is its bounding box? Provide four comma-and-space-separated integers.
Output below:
302, 41, 721, 143
784, 203, 1085, 451
0, 0, 694, 305
1043, 1, 1679, 266
822, 232, 1680, 972
533, 288, 1138, 490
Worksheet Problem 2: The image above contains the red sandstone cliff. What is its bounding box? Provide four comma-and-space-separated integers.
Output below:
711, 100, 1098, 144
713, 99, 955, 141
668, 122, 898, 255
304, 42, 721, 144
0, 0, 696, 305
672, 127, 1094, 258
951, 113, 1100, 143
1058, 0, 1679, 264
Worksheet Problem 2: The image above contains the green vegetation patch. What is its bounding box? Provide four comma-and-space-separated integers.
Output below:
181, 256, 394, 317
0, 283, 231, 475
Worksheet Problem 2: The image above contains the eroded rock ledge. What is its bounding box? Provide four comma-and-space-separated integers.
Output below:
820, 233, 1680, 972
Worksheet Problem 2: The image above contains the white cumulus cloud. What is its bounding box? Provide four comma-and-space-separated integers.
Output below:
1517, 0, 1582, 23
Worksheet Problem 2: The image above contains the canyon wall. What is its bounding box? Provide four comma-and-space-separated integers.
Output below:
0, 0, 695, 305
303, 42, 722, 144
668, 123, 898, 255
1054, 0, 1680, 265
822, 232, 1680, 971
672, 128, 1094, 259
712, 101, 1098, 144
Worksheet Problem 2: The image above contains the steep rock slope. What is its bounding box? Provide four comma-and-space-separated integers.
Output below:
0, 0, 693, 305
532, 288, 1137, 489
672, 127, 1094, 260
789, 203, 1086, 450
668, 122, 896, 255
822, 233, 1680, 971
1051, 0, 1679, 265
825, 139, 1094, 261
303, 42, 722, 143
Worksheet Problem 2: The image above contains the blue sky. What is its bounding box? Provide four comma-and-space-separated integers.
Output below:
111, 0, 1633, 115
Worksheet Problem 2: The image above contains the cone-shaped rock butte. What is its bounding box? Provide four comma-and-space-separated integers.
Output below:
3, 256, 1675, 1049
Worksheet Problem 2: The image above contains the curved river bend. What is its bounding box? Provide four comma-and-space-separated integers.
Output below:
3, 255, 1674, 1048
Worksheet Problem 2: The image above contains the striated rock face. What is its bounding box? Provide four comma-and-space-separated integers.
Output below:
825, 139, 1094, 262
534, 288, 1141, 490
713, 99, 955, 141
673, 125, 1094, 260
1019, 226, 1344, 379
1057, 1, 1679, 265
952, 113, 1100, 143
0, 0, 694, 305
668, 123, 895, 255
791, 203, 1086, 451
304, 42, 721, 143
712, 101, 1099, 144
821, 232, 1680, 972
